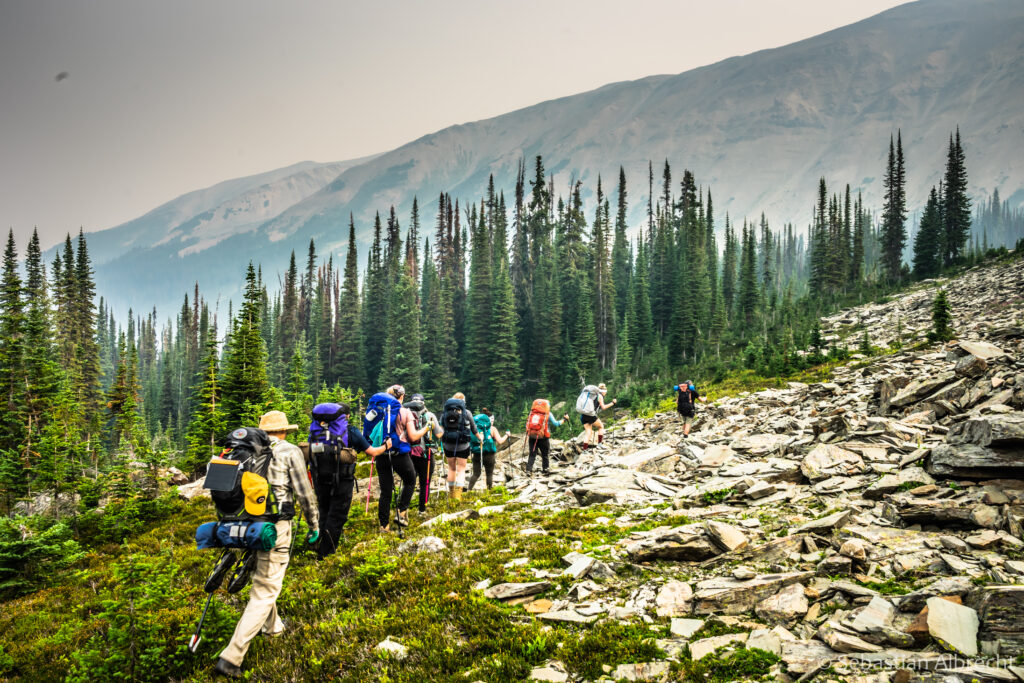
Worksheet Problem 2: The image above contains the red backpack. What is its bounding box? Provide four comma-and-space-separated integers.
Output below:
526, 399, 551, 438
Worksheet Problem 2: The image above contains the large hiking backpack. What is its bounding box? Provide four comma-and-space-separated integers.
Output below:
526, 399, 551, 438
471, 414, 495, 454
308, 403, 357, 488
442, 398, 471, 444
204, 427, 280, 522
575, 385, 600, 417
405, 398, 431, 447
676, 385, 696, 416
363, 392, 409, 454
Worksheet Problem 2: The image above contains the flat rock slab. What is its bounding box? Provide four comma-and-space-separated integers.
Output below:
611, 661, 671, 681
423, 508, 480, 526
670, 618, 704, 638
730, 433, 790, 455
948, 412, 1024, 448
802, 443, 866, 481
863, 467, 935, 500
926, 596, 979, 657
700, 444, 736, 468
694, 572, 814, 615
849, 596, 896, 633
689, 632, 748, 660
536, 609, 599, 624
958, 340, 1006, 360
817, 621, 882, 653
623, 529, 719, 563
484, 581, 551, 601
613, 443, 680, 474
530, 664, 569, 682
794, 509, 851, 534
781, 640, 843, 675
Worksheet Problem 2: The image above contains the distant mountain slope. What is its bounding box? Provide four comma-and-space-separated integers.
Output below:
84, 0, 1024, 318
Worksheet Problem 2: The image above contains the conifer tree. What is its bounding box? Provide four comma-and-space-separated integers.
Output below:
593, 179, 617, 370
0, 231, 25, 459
913, 186, 943, 279
942, 128, 971, 266
73, 230, 103, 434
464, 203, 494, 401
335, 217, 363, 390
488, 260, 520, 415
361, 212, 386, 390
378, 253, 422, 390
632, 241, 654, 360
721, 217, 738, 315
611, 166, 631, 323
222, 263, 269, 417
738, 221, 759, 327
184, 336, 226, 475
851, 192, 865, 283
928, 289, 954, 342
21, 229, 58, 469
880, 132, 908, 281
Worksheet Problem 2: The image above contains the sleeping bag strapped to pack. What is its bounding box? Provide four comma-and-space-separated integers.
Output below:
309, 402, 358, 490
526, 399, 551, 438
575, 385, 600, 417
470, 414, 496, 454
442, 397, 472, 445
363, 392, 408, 454
195, 520, 278, 551
203, 427, 280, 522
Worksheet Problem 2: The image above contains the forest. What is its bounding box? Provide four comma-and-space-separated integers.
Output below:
0, 127, 1018, 517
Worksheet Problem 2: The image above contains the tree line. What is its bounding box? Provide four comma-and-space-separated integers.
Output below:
0, 126, 1004, 511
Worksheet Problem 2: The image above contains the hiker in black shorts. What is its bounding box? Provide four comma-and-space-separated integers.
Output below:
675, 379, 707, 438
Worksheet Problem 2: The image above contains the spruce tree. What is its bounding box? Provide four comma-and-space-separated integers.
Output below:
0, 231, 25, 460
721, 217, 738, 315
928, 289, 954, 342
611, 166, 631, 324
378, 257, 421, 391
913, 186, 943, 279
488, 260, 520, 416
464, 203, 494, 401
850, 192, 865, 283
335, 216, 363, 390
880, 132, 908, 281
184, 336, 226, 476
942, 128, 971, 266
221, 263, 269, 417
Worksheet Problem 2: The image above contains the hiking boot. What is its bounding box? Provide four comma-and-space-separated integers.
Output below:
541, 469, 551, 476
380, 524, 390, 533
215, 658, 243, 678
452, 487, 462, 501
397, 510, 409, 527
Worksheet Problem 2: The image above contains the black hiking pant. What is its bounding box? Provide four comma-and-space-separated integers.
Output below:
376, 450, 416, 528
315, 476, 354, 558
468, 450, 496, 490
526, 437, 550, 473
410, 448, 434, 512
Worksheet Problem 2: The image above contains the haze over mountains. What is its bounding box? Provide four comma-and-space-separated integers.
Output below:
71, 0, 1024, 319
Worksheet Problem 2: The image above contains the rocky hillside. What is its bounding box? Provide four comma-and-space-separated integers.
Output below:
441, 257, 1024, 680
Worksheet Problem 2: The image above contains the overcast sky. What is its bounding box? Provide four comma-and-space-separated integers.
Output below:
0, 0, 907, 248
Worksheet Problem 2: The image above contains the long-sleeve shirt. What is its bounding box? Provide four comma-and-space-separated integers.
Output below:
548, 414, 564, 429
268, 436, 319, 531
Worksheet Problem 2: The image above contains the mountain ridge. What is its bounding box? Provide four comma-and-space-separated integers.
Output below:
71, 0, 1024, 317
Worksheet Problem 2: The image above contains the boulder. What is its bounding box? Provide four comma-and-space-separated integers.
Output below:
655, 581, 693, 617
974, 586, 1024, 657
888, 372, 956, 409
689, 632, 748, 660
817, 621, 882, 653
176, 478, 210, 501
530, 663, 569, 682
397, 535, 447, 554
670, 618, 705, 638
614, 443, 680, 474
926, 596, 979, 657
794, 509, 851, 534
801, 444, 865, 482
948, 413, 1024, 448
755, 583, 809, 625
928, 443, 1024, 479
955, 353, 989, 378
622, 528, 719, 562
693, 572, 814, 615
700, 445, 736, 468
484, 582, 551, 601
705, 521, 749, 553
863, 467, 935, 500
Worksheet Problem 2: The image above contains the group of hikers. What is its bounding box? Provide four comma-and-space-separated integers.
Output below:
209, 379, 706, 677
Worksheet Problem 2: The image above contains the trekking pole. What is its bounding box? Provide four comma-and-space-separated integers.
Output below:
188, 591, 215, 653
424, 445, 432, 507
393, 474, 404, 539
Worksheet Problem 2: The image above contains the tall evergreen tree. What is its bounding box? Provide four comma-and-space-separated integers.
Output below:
611, 166, 631, 324
0, 231, 25, 460
221, 263, 269, 418
880, 132, 908, 281
942, 127, 971, 266
913, 186, 943, 279
335, 216, 363, 390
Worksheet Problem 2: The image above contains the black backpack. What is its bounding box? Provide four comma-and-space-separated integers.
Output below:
677, 387, 696, 415
204, 427, 280, 522
442, 398, 471, 442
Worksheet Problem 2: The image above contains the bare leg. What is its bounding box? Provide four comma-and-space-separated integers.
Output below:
596, 418, 606, 444
447, 457, 457, 492
582, 423, 593, 447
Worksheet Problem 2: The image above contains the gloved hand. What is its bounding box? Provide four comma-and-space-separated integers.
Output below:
306, 529, 319, 545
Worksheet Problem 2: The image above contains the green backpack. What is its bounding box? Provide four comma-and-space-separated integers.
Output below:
471, 414, 496, 454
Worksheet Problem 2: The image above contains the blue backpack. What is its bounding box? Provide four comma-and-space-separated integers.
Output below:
363, 392, 408, 454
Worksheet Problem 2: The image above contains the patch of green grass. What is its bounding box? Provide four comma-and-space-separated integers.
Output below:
896, 481, 928, 492
857, 577, 914, 595
558, 620, 664, 680
690, 620, 748, 640
701, 488, 734, 505
673, 644, 780, 682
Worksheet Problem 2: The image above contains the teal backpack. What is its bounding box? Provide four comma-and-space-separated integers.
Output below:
471, 414, 496, 454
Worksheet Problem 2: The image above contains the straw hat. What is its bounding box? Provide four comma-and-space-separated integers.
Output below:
259, 410, 298, 433
597, 383, 608, 394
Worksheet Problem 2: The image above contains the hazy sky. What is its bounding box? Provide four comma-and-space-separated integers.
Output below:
1, 0, 907, 248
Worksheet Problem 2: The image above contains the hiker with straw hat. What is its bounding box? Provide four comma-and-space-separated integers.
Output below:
215, 410, 319, 679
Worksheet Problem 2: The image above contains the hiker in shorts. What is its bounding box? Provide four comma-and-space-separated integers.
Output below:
525, 398, 569, 476
467, 408, 511, 491
313, 403, 391, 558
403, 393, 444, 514
581, 382, 617, 449
675, 379, 707, 438
215, 410, 319, 679
440, 392, 482, 500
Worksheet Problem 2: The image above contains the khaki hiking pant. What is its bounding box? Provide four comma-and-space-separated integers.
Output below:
219, 519, 291, 666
